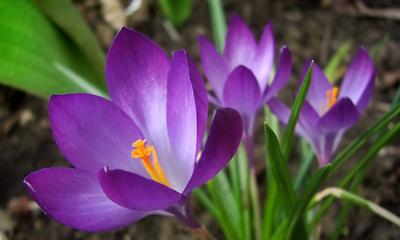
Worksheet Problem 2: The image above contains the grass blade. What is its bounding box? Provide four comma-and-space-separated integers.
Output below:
207, 0, 226, 53
282, 62, 313, 159
264, 124, 296, 213
309, 123, 400, 228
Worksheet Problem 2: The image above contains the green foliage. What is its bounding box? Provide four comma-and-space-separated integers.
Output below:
0, 0, 106, 99
159, 0, 193, 28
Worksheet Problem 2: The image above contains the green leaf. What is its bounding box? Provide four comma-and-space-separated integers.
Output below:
312, 187, 400, 227
309, 123, 400, 228
159, 0, 192, 28
264, 124, 296, 214
282, 62, 313, 159
285, 165, 331, 240
324, 40, 352, 84
207, 0, 226, 53
330, 104, 400, 173
0, 0, 106, 98
33, 0, 105, 78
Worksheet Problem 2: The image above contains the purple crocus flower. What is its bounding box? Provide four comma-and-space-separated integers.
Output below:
269, 48, 375, 166
198, 15, 292, 163
23, 27, 242, 232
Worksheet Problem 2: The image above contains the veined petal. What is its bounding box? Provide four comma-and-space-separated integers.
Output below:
223, 66, 261, 134
106, 27, 171, 163
339, 48, 375, 112
198, 36, 229, 100
252, 22, 275, 90
267, 98, 317, 141
262, 46, 292, 102
24, 168, 146, 232
166, 50, 197, 191
302, 62, 333, 114
187, 56, 208, 153
317, 98, 360, 133
224, 15, 257, 69
184, 108, 242, 193
98, 168, 182, 211
49, 94, 147, 176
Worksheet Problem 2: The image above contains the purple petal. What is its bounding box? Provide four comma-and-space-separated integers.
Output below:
262, 46, 292, 102
303, 62, 333, 114
339, 48, 375, 112
98, 168, 182, 211
198, 36, 229, 100
224, 15, 257, 69
267, 98, 318, 142
106, 27, 171, 160
24, 168, 146, 232
187, 56, 208, 152
252, 22, 275, 90
166, 50, 197, 191
222, 66, 261, 134
223, 66, 261, 114
317, 98, 360, 133
49, 94, 147, 176
184, 108, 242, 193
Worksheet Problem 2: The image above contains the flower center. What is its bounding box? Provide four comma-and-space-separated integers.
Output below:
323, 86, 340, 113
131, 139, 170, 187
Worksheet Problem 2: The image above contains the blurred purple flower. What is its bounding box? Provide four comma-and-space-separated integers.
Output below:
269, 48, 375, 166
198, 15, 292, 163
23, 27, 242, 232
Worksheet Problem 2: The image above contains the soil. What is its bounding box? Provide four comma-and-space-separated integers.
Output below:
1, 0, 399, 239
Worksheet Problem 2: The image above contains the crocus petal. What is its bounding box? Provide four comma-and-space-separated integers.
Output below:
262, 46, 292, 102
98, 168, 182, 211
187, 56, 208, 152
303, 62, 333, 114
317, 98, 360, 133
166, 50, 197, 191
223, 66, 261, 114
252, 22, 274, 90
223, 66, 261, 133
184, 108, 242, 193
339, 48, 375, 112
24, 168, 146, 232
106, 27, 171, 162
49, 94, 148, 176
267, 98, 317, 141
224, 15, 257, 69
198, 36, 229, 100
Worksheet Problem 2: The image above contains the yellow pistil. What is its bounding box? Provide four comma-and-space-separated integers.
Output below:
131, 139, 170, 187
325, 86, 340, 110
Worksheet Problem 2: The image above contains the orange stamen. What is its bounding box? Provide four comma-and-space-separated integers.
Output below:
326, 86, 340, 110
131, 139, 170, 187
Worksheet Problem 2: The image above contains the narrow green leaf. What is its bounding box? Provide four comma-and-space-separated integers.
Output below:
285, 165, 331, 240
313, 187, 400, 227
0, 0, 106, 98
33, 0, 106, 79
264, 124, 296, 213
294, 140, 315, 190
207, 171, 242, 238
159, 0, 192, 28
330, 104, 400, 173
207, 0, 226, 53
282, 62, 313, 159
194, 189, 236, 240
310, 123, 400, 228
324, 40, 352, 84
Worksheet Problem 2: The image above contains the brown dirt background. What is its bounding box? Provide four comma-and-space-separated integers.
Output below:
1, 0, 399, 239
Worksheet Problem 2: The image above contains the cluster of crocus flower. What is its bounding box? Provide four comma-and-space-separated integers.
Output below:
269, 48, 375, 165
24, 15, 376, 233
198, 15, 292, 164
24, 28, 243, 232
